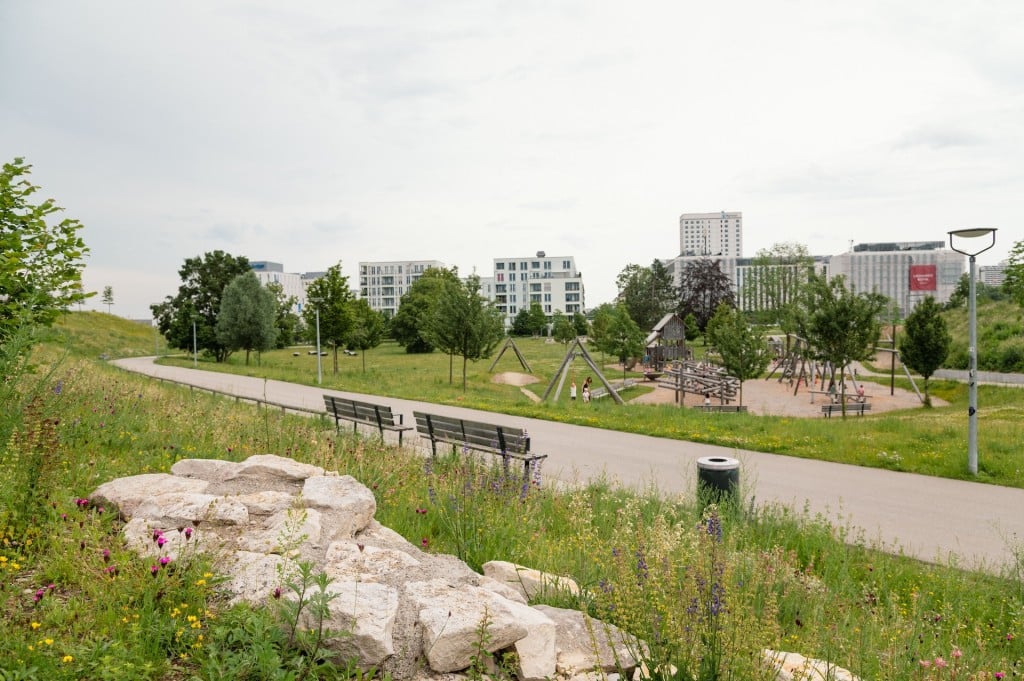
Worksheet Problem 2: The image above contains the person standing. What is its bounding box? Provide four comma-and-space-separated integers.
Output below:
570, 380, 577, 401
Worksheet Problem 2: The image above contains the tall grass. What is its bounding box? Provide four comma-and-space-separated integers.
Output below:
1, 328, 1021, 678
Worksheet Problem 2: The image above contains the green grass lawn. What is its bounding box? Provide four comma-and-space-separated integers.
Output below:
118, 320, 1023, 489
1, 313, 1021, 679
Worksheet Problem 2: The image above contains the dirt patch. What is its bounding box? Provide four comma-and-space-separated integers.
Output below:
491, 371, 541, 387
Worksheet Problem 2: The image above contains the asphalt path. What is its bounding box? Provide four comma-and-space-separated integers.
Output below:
112, 357, 1024, 574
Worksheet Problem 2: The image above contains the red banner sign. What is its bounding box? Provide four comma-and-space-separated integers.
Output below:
909, 264, 937, 291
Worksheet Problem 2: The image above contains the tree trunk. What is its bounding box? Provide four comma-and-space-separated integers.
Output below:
462, 355, 468, 391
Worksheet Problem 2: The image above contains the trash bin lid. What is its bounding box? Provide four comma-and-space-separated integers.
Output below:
696, 456, 740, 471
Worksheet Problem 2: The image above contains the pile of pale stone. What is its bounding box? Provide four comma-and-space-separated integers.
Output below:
90, 454, 858, 681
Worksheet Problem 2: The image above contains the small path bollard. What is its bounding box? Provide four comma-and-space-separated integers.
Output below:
696, 456, 740, 508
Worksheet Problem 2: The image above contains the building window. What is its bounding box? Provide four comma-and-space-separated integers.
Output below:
531, 261, 540, 269
509, 262, 516, 271
496, 262, 505, 270
562, 260, 571, 269
566, 282, 580, 291
543, 261, 552, 270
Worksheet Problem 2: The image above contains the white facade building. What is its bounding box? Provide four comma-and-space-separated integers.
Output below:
358, 260, 446, 318
978, 261, 1008, 288
827, 242, 964, 316
250, 261, 306, 313
679, 211, 743, 257
488, 251, 585, 327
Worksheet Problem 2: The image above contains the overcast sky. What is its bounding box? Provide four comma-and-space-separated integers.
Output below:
2, 1, 1021, 318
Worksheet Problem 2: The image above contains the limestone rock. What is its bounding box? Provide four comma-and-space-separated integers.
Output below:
763, 649, 861, 681
405, 579, 529, 673
534, 604, 638, 677
300, 580, 400, 668
482, 560, 580, 601
91, 473, 209, 519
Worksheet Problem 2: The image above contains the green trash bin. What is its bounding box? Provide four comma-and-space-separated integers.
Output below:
697, 456, 740, 507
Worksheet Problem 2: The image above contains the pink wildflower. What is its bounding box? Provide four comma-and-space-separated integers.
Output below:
934, 657, 947, 669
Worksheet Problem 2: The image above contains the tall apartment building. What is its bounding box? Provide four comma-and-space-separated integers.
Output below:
358, 260, 446, 318
679, 211, 743, 257
827, 242, 964, 316
488, 251, 585, 327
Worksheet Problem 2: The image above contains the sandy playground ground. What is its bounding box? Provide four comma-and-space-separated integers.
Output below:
492, 368, 939, 417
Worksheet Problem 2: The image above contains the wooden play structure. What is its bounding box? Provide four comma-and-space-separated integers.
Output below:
488, 337, 532, 374
643, 313, 691, 370
542, 338, 624, 405
658, 359, 740, 405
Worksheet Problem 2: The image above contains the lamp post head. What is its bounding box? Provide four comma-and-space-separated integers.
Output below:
948, 228, 997, 257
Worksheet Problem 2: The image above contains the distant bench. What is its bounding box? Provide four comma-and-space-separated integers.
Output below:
691, 404, 748, 413
590, 379, 638, 400
821, 403, 872, 418
323, 395, 413, 445
413, 411, 547, 478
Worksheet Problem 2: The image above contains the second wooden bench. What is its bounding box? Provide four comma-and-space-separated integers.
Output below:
413, 411, 547, 478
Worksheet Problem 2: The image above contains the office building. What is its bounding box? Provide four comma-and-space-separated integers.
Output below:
250, 261, 307, 313
827, 242, 964, 316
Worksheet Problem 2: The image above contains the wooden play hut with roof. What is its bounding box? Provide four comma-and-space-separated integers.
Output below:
644, 313, 690, 371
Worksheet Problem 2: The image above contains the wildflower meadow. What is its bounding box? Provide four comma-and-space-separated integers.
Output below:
0, 313, 1021, 679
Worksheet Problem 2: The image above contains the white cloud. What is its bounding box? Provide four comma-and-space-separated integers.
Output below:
2, 0, 1020, 318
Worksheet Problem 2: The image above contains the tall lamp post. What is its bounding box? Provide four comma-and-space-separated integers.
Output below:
947, 227, 997, 475
310, 298, 323, 385
192, 317, 198, 368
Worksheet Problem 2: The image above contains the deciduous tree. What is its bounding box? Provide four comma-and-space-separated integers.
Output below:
216, 272, 278, 365
706, 304, 771, 405
302, 263, 355, 374
390, 267, 460, 353
348, 298, 386, 372
899, 296, 951, 406
101, 286, 114, 314
426, 275, 505, 390
1, 157, 90, 342
151, 250, 251, 363
616, 259, 677, 331
677, 258, 736, 338
264, 281, 300, 348
796, 273, 887, 414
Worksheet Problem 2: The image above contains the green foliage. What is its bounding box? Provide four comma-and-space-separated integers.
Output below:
683, 312, 700, 342
551, 310, 576, 344
572, 311, 589, 336
899, 296, 951, 404
1, 318, 1022, 679
677, 259, 736, 333
302, 263, 355, 374
942, 299, 1024, 373
348, 298, 386, 371
946, 273, 1007, 310
216, 272, 278, 366
390, 267, 460, 353
265, 281, 301, 349
706, 304, 772, 405
101, 286, 114, 313
601, 303, 645, 365
151, 250, 251, 362
741, 242, 814, 329
588, 303, 616, 355
511, 302, 549, 337
1002, 238, 1024, 307
616, 259, 677, 331
426, 275, 505, 390
796, 273, 886, 398
0, 157, 91, 344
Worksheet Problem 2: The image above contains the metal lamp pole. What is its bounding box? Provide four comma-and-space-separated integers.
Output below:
192, 319, 198, 368
947, 228, 997, 475
315, 305, 322, 385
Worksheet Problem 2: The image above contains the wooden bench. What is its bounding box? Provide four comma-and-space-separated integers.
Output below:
821, 403, 872, 418
413, 411, 547, 478
323, 395, 413, 445
691, 404, 748, 413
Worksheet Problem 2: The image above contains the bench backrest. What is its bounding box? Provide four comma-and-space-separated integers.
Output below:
413, 411, 529, 454
324, 395, 398, 426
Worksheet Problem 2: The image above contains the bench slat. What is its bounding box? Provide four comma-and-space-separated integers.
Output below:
324, 395, 411, 443
412, 411, 544, 476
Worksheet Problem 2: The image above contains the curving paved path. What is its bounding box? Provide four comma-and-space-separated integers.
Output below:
112, 357, 1024, 574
